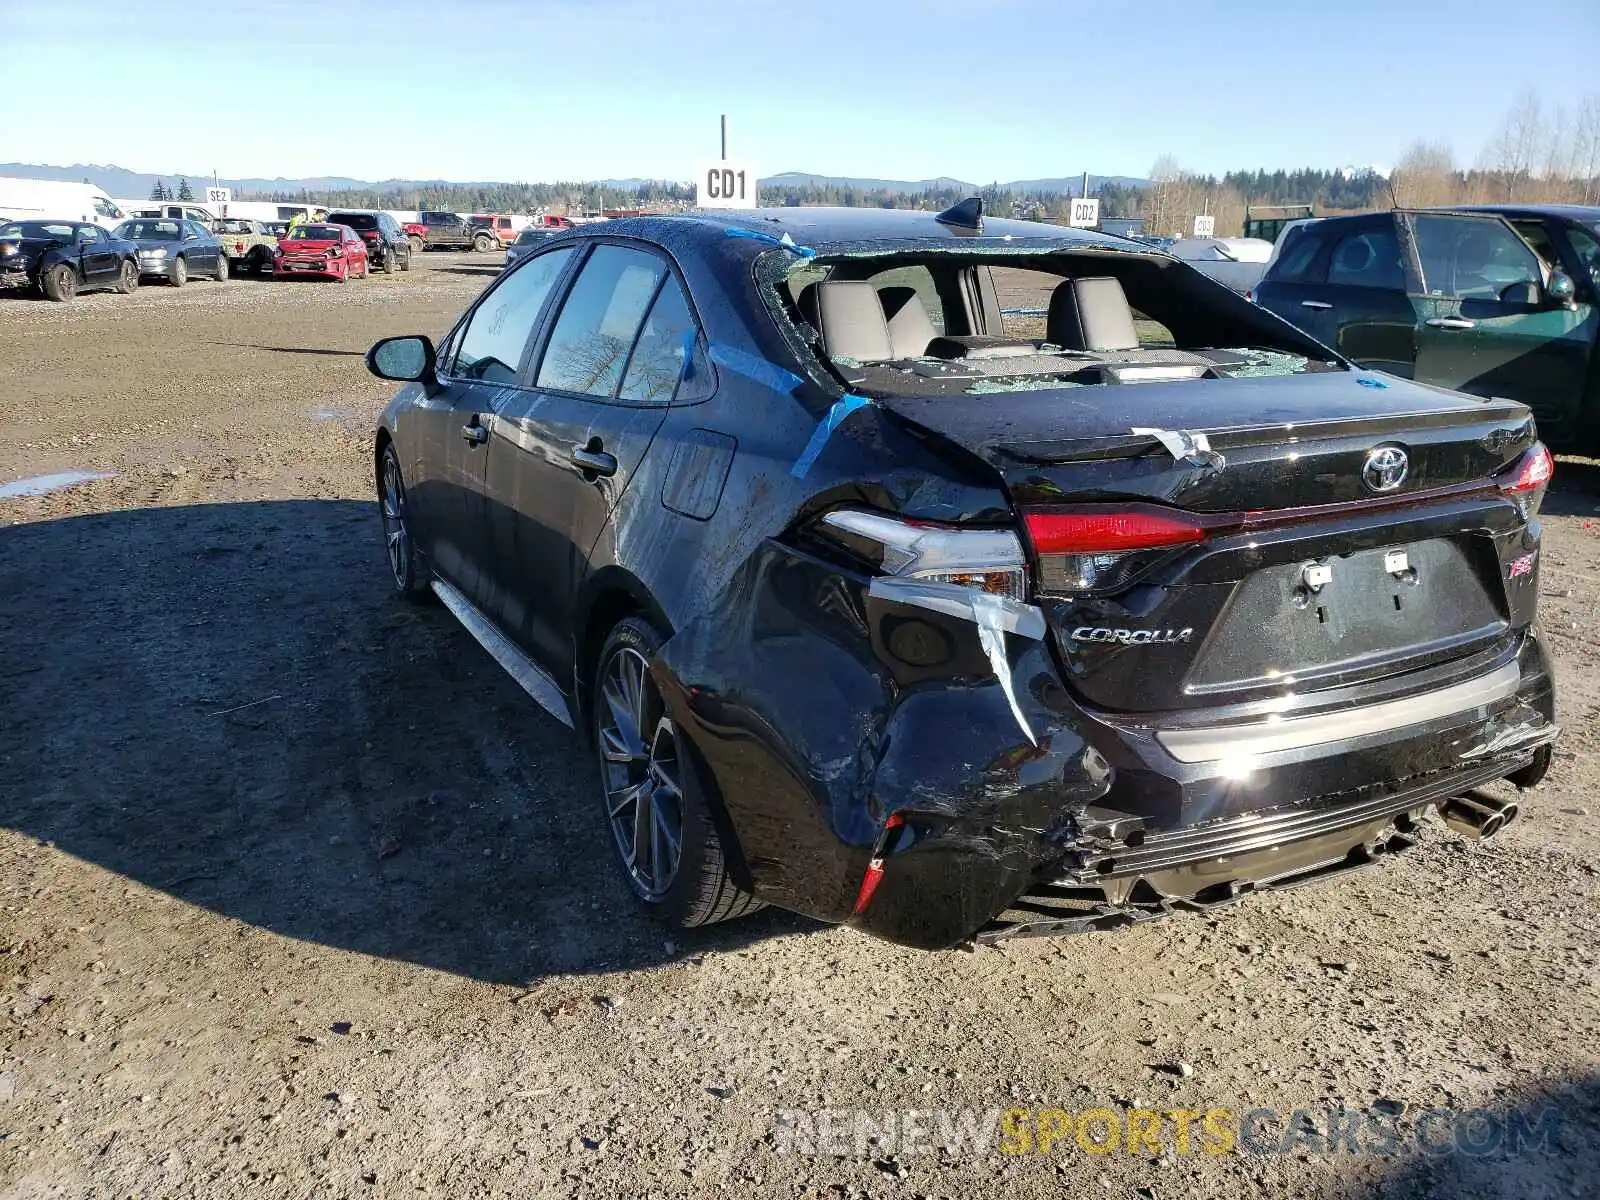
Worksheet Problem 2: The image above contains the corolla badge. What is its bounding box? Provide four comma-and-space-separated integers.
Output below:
1362, 445, 1409, 493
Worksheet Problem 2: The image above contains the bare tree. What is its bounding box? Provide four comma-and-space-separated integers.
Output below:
1573, 94, 1600, 204
1391, 141, 1457, 208
1483, 91, 1546, 200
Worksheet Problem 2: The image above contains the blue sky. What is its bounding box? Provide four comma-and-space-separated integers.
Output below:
3, 0, 1597, 183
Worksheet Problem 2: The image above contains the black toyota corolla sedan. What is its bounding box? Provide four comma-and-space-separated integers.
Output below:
0, 219, 140, 301
364, 203, 1559, 950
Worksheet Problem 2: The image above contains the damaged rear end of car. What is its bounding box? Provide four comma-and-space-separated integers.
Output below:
640, 212, 1559, 950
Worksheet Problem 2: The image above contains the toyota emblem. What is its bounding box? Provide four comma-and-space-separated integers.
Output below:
1362, 445, 1409, 493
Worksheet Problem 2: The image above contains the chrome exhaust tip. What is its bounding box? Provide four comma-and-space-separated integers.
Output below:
1439, 794, 1520, 841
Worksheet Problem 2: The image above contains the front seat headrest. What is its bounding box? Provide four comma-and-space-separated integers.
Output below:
1047, 276, 1140, 352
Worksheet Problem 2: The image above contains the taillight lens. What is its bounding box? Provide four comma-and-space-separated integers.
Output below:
1025, 508, 1208, 595
820, 510, 1026, 600
1498, 443, 1554, 495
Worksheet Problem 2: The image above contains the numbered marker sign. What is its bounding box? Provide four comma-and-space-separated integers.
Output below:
205, 186, 232, 206
1192, 214, 1216, 238
1067, 197, 1099, 228
696, 162, 758, 209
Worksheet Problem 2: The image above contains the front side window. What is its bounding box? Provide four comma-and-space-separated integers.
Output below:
78, 225, 102, 242
1561, 225, 1600, 288
1325, 227, 1405, 290
453, 246, 575, 384
536, 245, 667, 397
1411, 215, 1542, 300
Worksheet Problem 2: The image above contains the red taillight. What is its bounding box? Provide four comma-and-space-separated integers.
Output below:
1024, 509, 1208, 554
1499, 443, 1554, 494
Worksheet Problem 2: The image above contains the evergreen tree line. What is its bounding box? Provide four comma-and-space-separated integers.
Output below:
148, 178, 196, 202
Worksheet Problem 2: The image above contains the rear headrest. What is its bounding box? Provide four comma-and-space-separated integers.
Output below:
877, 287, 939, 358
1047, 276, 1140, 352
798, 281, 894, 363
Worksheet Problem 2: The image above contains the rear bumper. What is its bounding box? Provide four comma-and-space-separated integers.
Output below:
852, 631, 1556, 949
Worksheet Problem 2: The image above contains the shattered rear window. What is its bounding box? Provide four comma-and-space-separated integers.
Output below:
764, 247, 1338, 401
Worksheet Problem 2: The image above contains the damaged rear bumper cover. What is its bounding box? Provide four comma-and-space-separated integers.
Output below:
661, 541, 1557, 952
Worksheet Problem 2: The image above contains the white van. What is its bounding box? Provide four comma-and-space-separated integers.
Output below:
0, 178, 127, 230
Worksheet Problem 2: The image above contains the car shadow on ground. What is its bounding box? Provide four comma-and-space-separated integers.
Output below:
0, 500, 806, 987
207, 342, 366, 357
1331, 1072, 1600, 1198
1544, 455, 1600, 517
431, 265, 504, 277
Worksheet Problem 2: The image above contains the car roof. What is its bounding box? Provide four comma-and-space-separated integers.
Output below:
1432, 203, 1600, 221
587, 206, 1137, 254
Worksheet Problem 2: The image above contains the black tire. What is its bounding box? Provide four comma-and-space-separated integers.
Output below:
1507, 744, 1553, 790
593, 617, 763, 929
113, 258, 139, 295
248, 248, 270, 276
168, 255, 187, 287
214, 254, 229, 282
41, 263, 77, 302
399, 247, 411, 272
472, 234, 494, 253
378, 443, 430, 601
381, 248, 395, 274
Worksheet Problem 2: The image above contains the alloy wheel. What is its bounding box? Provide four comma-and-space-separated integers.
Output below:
597, 646, 684, 901
380, 453, 410, 587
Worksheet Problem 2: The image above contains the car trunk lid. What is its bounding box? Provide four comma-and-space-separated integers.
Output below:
872, 372, 1539, 712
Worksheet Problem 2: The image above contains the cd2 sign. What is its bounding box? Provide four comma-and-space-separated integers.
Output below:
696, 162, 758, 209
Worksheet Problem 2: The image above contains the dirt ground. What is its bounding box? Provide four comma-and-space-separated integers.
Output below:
2, 255, 1598, 1200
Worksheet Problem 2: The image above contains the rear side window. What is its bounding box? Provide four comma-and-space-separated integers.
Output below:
1267, 229, 1326, 282
537, 245, 667, 397
1326, 227, 1404, 289
452, 246, 574, 384
618, 278, 711, 404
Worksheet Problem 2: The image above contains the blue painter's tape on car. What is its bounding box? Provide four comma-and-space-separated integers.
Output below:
792, 394, 873, 478
1356, 376, 1390, 389
723, 226, 818, 258
679, 327, 698, 382
708, 343, 803, 395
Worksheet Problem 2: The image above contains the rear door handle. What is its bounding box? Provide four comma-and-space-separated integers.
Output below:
1425, 317, 1476, 330
461, 422, 489, 445
1300, 300, 1334, 310
571, 445, 618, 477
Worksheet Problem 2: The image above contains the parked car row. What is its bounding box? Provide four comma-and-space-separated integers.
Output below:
0, 209, 426, 301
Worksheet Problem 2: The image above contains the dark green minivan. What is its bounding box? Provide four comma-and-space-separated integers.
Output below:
1255, 204, 1600, 454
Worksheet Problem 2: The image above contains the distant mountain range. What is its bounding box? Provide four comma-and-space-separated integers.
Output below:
765, 172, 1149, 194
1, 162, 1150, 199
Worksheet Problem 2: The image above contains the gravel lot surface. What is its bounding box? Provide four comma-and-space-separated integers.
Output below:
2, 255, 1598, 1200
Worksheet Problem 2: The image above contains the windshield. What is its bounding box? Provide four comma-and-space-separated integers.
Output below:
217, 220, 254, 234
289, 225, 343, 241
117, 220, 182, 241
514, 230, 546, 244
0, 220, 74, 240
329, 214, 377, 230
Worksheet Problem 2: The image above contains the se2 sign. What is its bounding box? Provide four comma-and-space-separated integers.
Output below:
696, 162, 758, 209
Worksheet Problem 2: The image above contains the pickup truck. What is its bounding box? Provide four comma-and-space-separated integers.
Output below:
414, 211, 498, 253
212, 217, 280, 275
469, 214, 518, 248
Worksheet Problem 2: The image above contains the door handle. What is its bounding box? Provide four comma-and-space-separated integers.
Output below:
461, 422, 489, 445
1425, 317, 1476, 330
570, 444, 618, 477
1300, 300, 1334, 310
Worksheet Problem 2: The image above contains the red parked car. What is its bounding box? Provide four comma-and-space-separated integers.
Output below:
274, 223, 369, 281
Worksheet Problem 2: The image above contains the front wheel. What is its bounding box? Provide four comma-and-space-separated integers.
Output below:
168, 255, 187, 287
379, 444, 430, 600
214, 254, 229, 282
408, 235, 424, 254
593, 618, 763, 928
41, 264, 77, 302
113, 259, 139, 294
399, 248, 411, 272
381, 249, 395, 274
473, 234, 494, 253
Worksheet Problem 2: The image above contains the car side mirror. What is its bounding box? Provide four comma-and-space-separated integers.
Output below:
367, 335, 436, 384
1547, 271, 1577, 308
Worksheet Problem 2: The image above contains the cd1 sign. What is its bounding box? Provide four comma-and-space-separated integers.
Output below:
696, 162, 758, 209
